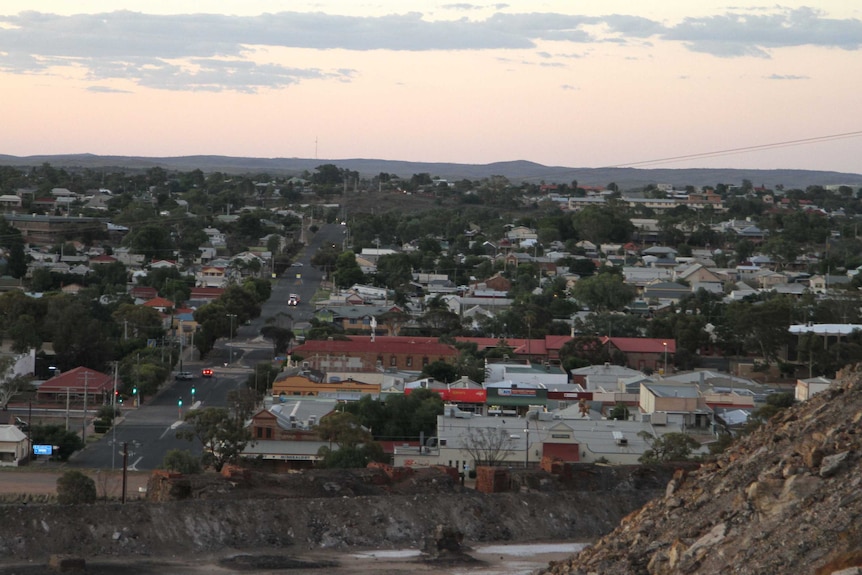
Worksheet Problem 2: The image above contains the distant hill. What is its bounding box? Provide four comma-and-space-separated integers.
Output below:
1, 153, 861, 189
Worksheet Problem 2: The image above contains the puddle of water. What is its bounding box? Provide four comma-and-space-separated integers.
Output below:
472, 543, 588, 557
351, 549, 423, 559
351, 542, 589, 575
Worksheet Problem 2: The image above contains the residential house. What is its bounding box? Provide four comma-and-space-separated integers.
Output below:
89, 254, 119, 267
639, 382, 713, 431
642, 280, 691, 303
0, 425, 29, 466
197, 266, 227, 287
315, 304, 406, 336
795, 376, 833, 401
809, 274, 852, 294
189, 286, 225, 302
0, 195, 22, 211
674, 262, 724, 287
506, 225, 538, 242
36, 366, 117, 405
143, 297, 174, 314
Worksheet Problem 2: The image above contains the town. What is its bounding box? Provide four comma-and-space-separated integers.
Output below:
0, 161, 860, 485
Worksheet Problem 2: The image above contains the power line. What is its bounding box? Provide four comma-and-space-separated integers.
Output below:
608, 130, 862, 169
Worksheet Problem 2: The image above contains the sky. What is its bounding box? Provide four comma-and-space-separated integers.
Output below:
2, 1, 862, 173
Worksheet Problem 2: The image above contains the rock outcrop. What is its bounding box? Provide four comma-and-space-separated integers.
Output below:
539, 368, 862, 575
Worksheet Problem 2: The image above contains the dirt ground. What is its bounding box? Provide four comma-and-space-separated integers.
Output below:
0, 468, 150, 501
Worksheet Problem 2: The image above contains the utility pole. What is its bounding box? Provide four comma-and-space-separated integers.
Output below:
121, 442, 128, 504
79, 371, 90, 444
227, 313, 237, 365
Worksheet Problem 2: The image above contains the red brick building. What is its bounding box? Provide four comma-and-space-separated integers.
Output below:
290, 336, 458, 372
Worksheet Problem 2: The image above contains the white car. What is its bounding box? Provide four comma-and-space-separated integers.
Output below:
288, 294, 300, 306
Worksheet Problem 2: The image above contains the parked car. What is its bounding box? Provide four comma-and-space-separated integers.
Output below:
175, 371, 194, 381
288, 293, 300, 306
201, 368, 214, 378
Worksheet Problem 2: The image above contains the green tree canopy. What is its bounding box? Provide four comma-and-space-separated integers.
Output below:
177, 407, 251, 471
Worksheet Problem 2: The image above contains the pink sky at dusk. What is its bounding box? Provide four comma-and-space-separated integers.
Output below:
2, 1, 861, 174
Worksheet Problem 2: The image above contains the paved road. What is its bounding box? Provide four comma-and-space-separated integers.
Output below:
63, 223, 342, 472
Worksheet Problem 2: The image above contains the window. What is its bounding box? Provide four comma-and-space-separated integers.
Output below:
390, 355, 397, 366
265, 427, 273, 439
422, 356, 429, 366
256, 427, 263, 438
406, 356, 413, 367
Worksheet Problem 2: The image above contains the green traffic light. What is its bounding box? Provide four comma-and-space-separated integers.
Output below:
191, 387, 196, 395
178, 399, 183, 407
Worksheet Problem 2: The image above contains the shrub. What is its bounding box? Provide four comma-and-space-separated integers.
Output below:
161, 449, 203, 474
56, 470, 97, 504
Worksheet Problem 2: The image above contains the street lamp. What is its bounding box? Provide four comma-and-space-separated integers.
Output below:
663, 342, 668, 375
227, 313, 237, 364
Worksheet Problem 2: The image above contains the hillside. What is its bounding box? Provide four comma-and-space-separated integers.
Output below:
1, 153, 861, 188
539, 367, 862, 575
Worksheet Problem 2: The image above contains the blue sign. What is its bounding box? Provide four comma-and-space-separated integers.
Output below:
33, 445, 53, 455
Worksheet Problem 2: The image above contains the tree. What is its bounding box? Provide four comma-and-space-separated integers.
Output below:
177, 407, 251, 472
462, 427, 517, 467
0, 216, 27, 278
637, 431, 700, 463
161, 449, 203, 474
571, 272, 636, 312
30, 424, 83, 461
259, 324, 293, 355
422, 360, 458, 383
56, 470, 97, 504
333, 251, 365, 288
608, 403, 630, 421
314, 411, 387, 468
0, 357, 32, 409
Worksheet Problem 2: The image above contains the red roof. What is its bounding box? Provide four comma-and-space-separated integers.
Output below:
190, 287, 225, 299
143, 297, 174, 309
37, 366, 116, 395
602, 337, 676, 354
292, 336, 458, 357
131, 286, 158, 299
89, 254, 118, 263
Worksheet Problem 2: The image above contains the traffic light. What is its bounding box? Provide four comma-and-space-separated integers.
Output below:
132, 386, 137, 395
178, 398, 183, 407
191, 387, 196, 396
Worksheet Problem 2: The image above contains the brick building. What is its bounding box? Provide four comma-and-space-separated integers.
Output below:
290, 336, 459, 373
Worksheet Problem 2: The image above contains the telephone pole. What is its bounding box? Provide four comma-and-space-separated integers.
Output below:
79, 371, 90, 444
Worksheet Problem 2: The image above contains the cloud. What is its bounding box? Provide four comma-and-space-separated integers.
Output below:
0, 7, 858, 91
764, 73, 809, 80
663, 7, 862, 58
86, 85, 131, 93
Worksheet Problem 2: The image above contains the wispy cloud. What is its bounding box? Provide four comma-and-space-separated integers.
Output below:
86, 85, 131, 93
0, 7, 857, 92
764, 73, 810, 80
664, 7, 862, 58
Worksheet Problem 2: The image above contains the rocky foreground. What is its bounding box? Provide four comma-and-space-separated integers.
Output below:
0, 464, 674, 564
539, 367, 862, 575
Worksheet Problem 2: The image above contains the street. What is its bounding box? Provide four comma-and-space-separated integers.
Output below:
59, 222, 345, 472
